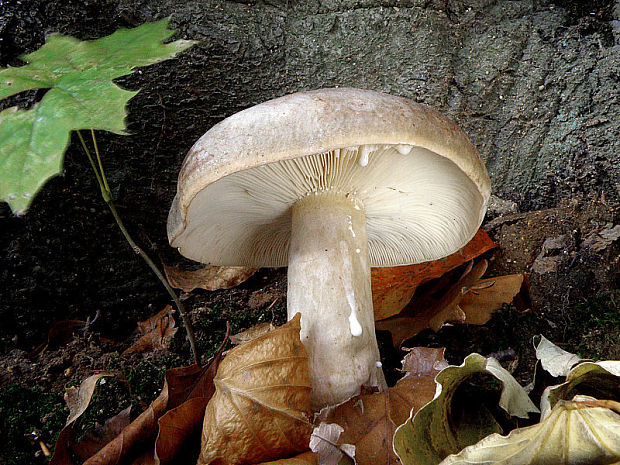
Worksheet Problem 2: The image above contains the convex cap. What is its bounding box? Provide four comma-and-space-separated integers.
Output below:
168, 88, 491, 267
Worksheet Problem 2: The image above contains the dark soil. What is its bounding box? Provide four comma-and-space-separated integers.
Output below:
0, 0, 618, 463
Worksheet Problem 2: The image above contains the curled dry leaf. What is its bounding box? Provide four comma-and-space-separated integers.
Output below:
122, 305, 178, 356
377, 260, 529, 348
317, 348, 446, 465
533, 335, 584, 378
371, 230, 496, 320
198, 313, 312, 465
440, 395, 620, 465
393, 353, 539, 465
81, 338, 227, 465
28, 319, 87, 357
541, 360, 620, 419
51, 372, 115, 464
164, 263, 258, 292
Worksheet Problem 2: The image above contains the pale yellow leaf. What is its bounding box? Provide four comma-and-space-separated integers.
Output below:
393, 354, 539, 465
440, 395, 620, 465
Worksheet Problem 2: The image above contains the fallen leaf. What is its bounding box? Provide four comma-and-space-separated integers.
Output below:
317, 348, 446, 465
197, 313, 312, 465
122, 305, 178, 356
74, 407, 132, 461
51, 372, 115, 465
439, 395, 620, 465
310, 423, 356, 465
377, 261, 528, 348
230, 322, 276, 345
153, 332, 228, 465
371, 230, 496, 320
459, 273, 529, 325
393, 353, 539, 465
82, 332, 228, 465
164, 264, 258, 292
401, 347, 449, 376
29, 319, 87, 357
582, 224, 620, 252
376, 261, 485, 347
258, 451, 319, 464
533, 335, 584, 378
541, 360, 620, 419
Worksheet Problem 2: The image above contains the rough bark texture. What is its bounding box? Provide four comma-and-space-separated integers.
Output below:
1, 0, 618, 351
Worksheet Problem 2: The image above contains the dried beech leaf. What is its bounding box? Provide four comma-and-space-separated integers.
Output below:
230, 322, 276, 345
258, 451, 319, 464
65, 373, 116, 426
371, 230, 496, 320
310, 423, 355, 465
164, 264, 258, 292
541, 360, 620, 419
440, 395, 620, 465
74, 407, 132, 460
317, 348, 445, 465
51, 372, 115, 464
393, 354, 539, 465
122, 305, 178, 356
533, 335, 584, 378
198, 314, 312, 465
153, 344, 226, 465
82, 340, 226, 465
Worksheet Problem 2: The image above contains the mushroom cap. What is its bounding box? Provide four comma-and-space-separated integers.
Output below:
168, 88, 490, 267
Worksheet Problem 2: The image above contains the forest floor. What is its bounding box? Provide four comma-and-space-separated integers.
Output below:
0, 195, 618, 464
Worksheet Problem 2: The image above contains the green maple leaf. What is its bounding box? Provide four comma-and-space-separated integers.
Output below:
0, 19, 195, 214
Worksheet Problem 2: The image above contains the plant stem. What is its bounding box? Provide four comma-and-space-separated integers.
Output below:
77, 130, 200, 364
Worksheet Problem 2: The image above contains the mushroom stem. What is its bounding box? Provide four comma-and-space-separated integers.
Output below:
287, 191, 387, 409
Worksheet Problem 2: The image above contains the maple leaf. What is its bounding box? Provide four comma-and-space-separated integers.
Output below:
0, 19, 195, 214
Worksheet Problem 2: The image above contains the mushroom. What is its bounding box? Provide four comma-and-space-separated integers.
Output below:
168, 88, 490, 409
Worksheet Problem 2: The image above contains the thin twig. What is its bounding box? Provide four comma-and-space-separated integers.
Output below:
77, 130, 199, 364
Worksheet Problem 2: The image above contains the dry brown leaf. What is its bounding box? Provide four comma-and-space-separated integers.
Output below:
74, 407, 132, 461
376, 261, 488, 347
198, 314, 312, 465
164, 263, 258, 292
51, 372, 115, 465
318, 348, 446, 465
122, 305, 178, 356
81, 334, 227, 465
153, 340, 226, 465
258, 451, 319, 464
310, 423, 356, 465
377, 261, 528, 348
460, 274, 527, 325
230, 322, 276, 345
29, 319, 87, 357
371, 230, 496, 320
